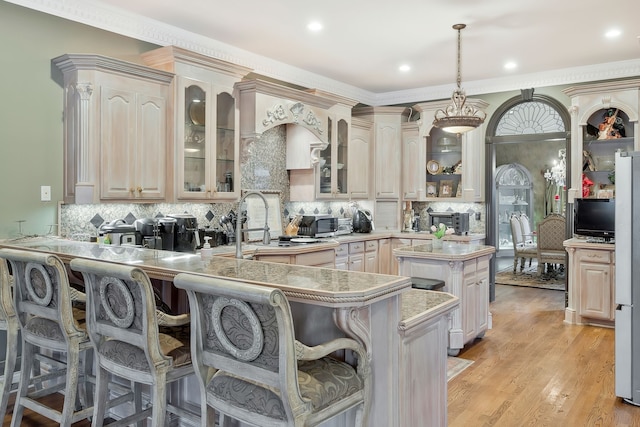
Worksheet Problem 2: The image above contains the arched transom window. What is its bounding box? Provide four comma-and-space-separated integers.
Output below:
496, 101, 566, 136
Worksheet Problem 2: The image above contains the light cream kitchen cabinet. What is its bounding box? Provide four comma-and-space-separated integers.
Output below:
99, 88, 168, 200
401, 122, 423, 200
318, 117, 349, 199
462, 256, 490, 344
53, 54, 174, 204
349, 118, 373, 199
142, 46, 251, 201
378, 238, 392, 275
565, 239, 615, 326
364, 240, 379, 273
335, 240, 378, 272
353, 107, 406, 200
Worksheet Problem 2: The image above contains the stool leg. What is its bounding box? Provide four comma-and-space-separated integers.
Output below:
151, 371, 167, 427
134, 382, 144, 427
92, 365, 109, 427
0, 325, 18, 421
10, 341, 34, 427
61, 343, 81, 425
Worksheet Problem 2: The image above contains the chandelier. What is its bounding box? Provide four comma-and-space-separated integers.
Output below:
433, 24, 486, 134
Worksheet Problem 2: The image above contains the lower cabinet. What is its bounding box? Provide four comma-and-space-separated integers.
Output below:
335, 240, 381, 273
462, 257, 490, 345
565, 239, 615, 326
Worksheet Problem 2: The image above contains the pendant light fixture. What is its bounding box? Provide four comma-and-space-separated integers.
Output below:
433, 24, 486, 134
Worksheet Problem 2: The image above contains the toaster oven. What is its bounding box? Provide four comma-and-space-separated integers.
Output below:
428, 212, 470, 235
297, 215, 338, 238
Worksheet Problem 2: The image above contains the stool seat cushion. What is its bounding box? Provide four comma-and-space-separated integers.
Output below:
209, 356, 363, 421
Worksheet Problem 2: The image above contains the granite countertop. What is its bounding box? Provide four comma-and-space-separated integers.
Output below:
398, 289, 459, 331
393, 242, 496, 261
0, 237, 410, 308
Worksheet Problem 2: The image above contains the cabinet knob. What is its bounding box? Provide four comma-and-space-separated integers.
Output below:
137, 187, 143, 193
129, 188, 134, 193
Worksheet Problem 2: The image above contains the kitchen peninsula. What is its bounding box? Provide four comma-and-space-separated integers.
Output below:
394, 242, 495, 355
0, 237, 458, 427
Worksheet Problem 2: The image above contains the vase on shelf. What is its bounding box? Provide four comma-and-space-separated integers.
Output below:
432, 238, 443, 249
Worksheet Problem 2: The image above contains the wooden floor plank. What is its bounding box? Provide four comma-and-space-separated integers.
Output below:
449, 284, 640, 426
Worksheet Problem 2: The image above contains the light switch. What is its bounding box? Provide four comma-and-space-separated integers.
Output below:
41, 185, 51, 202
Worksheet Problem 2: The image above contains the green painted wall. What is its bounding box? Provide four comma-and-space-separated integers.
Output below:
0, 2, 158, 238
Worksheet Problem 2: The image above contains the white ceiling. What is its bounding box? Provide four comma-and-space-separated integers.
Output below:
13, 0, 640, 105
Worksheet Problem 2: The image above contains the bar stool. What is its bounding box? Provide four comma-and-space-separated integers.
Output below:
69, 258, 200, 427
0, 248, 94, 427
174, 272, 370, 427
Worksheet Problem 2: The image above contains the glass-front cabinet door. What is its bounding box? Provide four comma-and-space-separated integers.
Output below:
317, 117, 349, 198
425, 127, 462, 199
177, 76, 238, 200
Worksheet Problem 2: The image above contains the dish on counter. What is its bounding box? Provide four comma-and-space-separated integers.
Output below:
189, 101, 206, 125
290, 238, 320, 244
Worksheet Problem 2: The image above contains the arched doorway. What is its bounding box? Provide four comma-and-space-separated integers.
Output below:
485, 90, 571, 301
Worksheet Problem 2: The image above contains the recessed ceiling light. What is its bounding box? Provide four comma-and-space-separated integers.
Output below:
399, 64, 411, 72
605, 28, 621, 38
504, 61, 517, 70
307, 21, 323, 32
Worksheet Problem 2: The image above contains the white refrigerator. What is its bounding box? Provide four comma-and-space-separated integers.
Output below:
615, 151, 640, 404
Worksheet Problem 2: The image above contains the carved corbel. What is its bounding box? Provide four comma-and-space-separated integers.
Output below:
333, 306, 372, 360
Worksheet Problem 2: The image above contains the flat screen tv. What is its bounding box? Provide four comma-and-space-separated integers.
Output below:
573, 198, 615, 241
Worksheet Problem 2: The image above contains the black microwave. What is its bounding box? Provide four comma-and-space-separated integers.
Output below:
428, 212, 470, 235
297, 215, 338, 238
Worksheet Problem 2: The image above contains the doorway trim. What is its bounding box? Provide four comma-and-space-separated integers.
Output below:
485, 91, 571, 301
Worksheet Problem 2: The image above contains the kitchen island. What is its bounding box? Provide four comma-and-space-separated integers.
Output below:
394, 242, 495, 355
0, 237, 458, 427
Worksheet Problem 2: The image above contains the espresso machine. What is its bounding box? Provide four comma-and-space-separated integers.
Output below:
134, 218, 163, 249
167, 214, 200, 252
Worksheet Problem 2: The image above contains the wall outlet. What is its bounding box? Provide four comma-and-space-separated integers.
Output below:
41, 185, 51, 202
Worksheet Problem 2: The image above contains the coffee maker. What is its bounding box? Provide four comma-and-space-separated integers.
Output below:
167, 214, 200, 252
134, 218, 163, 249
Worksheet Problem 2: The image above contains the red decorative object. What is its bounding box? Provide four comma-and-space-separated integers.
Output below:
582, 174, 594, 198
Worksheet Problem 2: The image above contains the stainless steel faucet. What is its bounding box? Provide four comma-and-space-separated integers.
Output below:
235, 190, 271, 259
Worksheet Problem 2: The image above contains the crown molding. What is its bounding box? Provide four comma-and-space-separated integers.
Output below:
9, 0, 640, 107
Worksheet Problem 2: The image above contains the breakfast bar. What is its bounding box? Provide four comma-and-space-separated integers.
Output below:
0, 237, 458, 427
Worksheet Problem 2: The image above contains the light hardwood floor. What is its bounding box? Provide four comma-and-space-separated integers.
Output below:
449, 284, 640, 426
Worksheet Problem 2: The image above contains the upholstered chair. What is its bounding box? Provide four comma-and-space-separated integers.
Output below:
0, 248, 94, 427
69, 258, 200, 427
536, 214, 567, 275
0, 258, 20, 421
174, 272, 370, 427
510, 214, 537, 272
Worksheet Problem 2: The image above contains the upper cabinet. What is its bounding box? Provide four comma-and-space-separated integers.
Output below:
413, 100, 488, 202
563, 80, 640, 202
349, 118, 373, 200
52, 54, 174, 204
401, 122, 423, 200
318, 117, 350, 199
353, 107, 406, 200
142, 46, 251, 201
